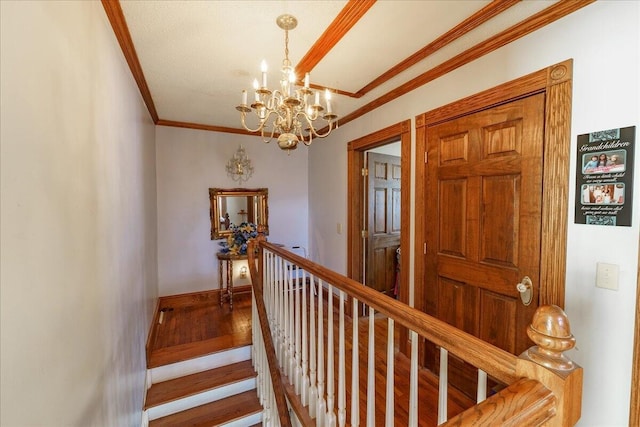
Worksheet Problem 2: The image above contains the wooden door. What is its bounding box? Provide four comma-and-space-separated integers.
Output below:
366, 153, 401, 295
424, 94, 545, 392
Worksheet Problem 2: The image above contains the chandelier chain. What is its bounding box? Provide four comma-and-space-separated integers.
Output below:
284, 28, 290, 64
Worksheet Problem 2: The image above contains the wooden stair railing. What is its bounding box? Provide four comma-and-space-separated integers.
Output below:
247, 239, 292, 426
248, 238, 582, 426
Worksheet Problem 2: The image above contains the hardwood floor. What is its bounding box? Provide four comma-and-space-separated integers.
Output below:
147, 291, 475, 425
309, 310, 475, 425
147, 291, 252, 368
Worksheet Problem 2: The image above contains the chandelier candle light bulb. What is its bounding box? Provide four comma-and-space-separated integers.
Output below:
261, 60, 268, 87
252, 79, 260, 102
235, 13, 338, 152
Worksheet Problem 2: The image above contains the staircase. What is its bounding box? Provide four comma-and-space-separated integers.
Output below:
143, 293, 263, 427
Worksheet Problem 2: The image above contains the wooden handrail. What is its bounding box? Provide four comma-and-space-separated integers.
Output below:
247, 240, 292, 427
443, 378, 556, 426
259, 241, 518, 385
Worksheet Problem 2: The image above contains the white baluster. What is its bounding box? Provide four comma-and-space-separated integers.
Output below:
271, 254, 282, 361
366, 308, 375, 427
294, 263, 302, 394
284, 260, 291, 378
351, 298, 360, 427
263, 341, 269, 420
316, 280, 326, 427
408, 330, 418, 427
326, 285, 336, 426
252, 294, 260, 398
280, 258, 288, 369
301, 269, 309, 406
265, 251, 272, 325
259, 324, 270, 423
477, 369, 487, 403
288, 261, 295, 382
338, 290, 346, 427
385, 318, 394, 426
263, 363, 271, 426
308, 273, 318, 418
269, 252, 277, 340
438, 347, 448, 425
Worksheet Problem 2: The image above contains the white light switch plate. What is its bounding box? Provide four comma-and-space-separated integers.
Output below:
596, 262, 619, 290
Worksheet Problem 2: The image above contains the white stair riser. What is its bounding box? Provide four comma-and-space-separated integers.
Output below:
146, 378, 257, 420
220, 411, 262, 427
149, 345, 252, 383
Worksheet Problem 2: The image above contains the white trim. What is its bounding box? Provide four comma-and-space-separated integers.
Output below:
149, 345, 251, 383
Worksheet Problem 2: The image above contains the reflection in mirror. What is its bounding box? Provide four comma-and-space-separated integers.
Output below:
209, 188, 268, 239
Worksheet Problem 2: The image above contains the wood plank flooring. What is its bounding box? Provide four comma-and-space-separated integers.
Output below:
147, 293, 252, 368
296, 309, 475, 426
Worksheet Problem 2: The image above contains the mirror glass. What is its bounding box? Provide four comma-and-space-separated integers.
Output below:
209, 188, 269, 239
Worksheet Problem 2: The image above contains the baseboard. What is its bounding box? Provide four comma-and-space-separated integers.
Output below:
145, 298, 161, 367
158, 289, 221, 309
140, 404, 149, 427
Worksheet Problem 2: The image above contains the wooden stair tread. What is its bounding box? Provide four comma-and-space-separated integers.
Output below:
145, 360, 256, 409
148, 329, 252, 368
148, 389, 262, 427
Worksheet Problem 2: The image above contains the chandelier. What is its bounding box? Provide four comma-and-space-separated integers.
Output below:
236, 14, 337, 151
226, 145, 254, 183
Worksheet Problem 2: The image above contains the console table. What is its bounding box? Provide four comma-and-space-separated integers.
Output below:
217, 252, 248, 310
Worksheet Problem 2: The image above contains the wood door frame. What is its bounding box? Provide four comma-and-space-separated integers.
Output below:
347, 120, 411, 309
414, 59, 573, 315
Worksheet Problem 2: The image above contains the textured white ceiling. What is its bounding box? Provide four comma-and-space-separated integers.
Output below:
119, 0, 558, 131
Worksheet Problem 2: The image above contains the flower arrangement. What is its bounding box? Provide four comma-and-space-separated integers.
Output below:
218, 222, 259, 255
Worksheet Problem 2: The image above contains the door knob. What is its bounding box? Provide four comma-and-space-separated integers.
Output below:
516, 276, 533, 306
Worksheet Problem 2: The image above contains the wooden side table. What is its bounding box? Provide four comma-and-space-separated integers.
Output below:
217, 252, 248, 310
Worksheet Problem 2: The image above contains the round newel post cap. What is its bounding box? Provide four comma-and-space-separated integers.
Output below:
526, 305, 576, 371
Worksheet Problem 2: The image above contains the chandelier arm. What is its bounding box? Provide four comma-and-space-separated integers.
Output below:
239, 112, 267, 134
297, 125, 311, 147
240, 109, 282, 139
309, 119, 334, 139
260, 125, 277, 144
267, 90, 285, 110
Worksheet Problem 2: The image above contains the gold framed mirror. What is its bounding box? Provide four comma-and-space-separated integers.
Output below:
209, 188, 269, 239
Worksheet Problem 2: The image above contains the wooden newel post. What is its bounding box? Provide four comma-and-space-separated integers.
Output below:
516, 305, 583, 426
247, 232, 266, 284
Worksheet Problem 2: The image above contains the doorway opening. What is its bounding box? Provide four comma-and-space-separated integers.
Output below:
347, 120, 411, 351
363, 142, 402, 298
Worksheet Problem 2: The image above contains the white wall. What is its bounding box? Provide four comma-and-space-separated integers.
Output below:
156, 127, 309, 296
309, 2, 639, 425
0, 2, 158, 426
